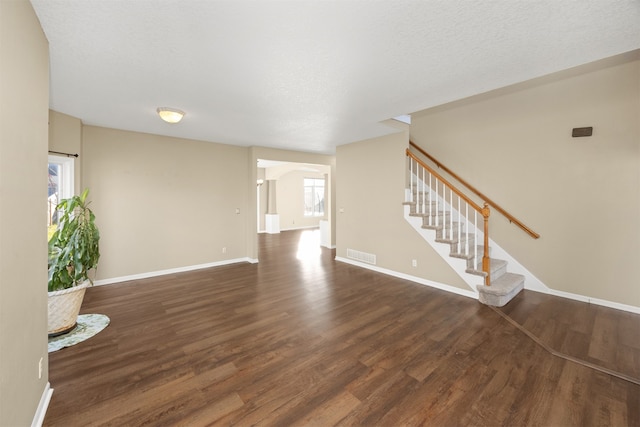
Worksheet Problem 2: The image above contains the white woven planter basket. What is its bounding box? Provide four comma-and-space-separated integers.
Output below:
48, 280, 90, 336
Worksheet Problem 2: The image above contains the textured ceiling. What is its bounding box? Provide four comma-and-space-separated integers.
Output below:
31, 0, 640, 154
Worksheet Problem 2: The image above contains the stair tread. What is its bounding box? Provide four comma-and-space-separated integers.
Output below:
467, 258, 507, 270
450, 245, 485, 259
423, 221, 463, 230
413, 213, 451, 218
434, 230, 466, 237
465, 258, 508, 278
478, 273, 525, 296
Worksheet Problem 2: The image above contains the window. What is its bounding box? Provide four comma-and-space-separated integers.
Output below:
48, 155, 74, 228
304, 178, 325, 217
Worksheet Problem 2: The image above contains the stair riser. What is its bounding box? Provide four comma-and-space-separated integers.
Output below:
419, 212, 452, 221
477, 273, 525, 307
450, 245, 486, 260
434, 226, 466, 237
449, 238, 478, 251
423, 222, 457, 233
466, 260, 507, 280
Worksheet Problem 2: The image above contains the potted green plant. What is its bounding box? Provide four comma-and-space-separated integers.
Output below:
48, 188, 100, 336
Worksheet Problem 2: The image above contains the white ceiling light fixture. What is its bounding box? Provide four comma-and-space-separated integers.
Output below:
157, 107, 185, 124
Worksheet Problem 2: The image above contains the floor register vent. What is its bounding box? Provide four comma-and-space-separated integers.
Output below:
346, 248, 377, 265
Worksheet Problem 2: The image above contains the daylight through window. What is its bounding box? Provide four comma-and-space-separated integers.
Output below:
48, 155, 74, 229
304, 178, 325, 217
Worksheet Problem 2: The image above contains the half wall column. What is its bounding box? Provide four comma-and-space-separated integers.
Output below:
265, 179, 280, 234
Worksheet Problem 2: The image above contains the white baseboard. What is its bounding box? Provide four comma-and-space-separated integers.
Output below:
402, 202, 639, 314
31, 382, 53, 427
93, 254, 640, 314
335, 256, 478, 300
336, 256, 640, 315
260, 226, 319, 233
548, 289, 640, 314
280, 225, 320, 232
93, 258, 254, 286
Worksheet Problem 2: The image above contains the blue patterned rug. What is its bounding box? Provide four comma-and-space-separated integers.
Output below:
48, 314, 110, 353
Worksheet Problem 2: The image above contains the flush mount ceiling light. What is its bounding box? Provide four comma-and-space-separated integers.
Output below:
157, 107, 185, 124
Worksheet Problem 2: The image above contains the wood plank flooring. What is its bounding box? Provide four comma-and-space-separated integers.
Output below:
45, 229, 640, 426
497, 290, 640, 384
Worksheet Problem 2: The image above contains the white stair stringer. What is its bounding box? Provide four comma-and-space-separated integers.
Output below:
404, 186, 550, 304
404, 203, 481, 294
474, 231, 550, 294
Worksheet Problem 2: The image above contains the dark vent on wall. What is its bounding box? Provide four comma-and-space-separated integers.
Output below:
572, 127, 593, 137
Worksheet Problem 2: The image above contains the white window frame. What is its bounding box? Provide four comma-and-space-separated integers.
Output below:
48, 154, 74, 200
303, 177, 325, 217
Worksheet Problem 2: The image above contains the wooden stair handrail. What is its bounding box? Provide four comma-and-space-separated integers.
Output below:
407, 150, 483, 213
409, 141, 540, 239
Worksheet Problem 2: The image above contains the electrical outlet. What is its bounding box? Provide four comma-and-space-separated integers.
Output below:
38, 357, 43, 379
222, 247, 227, 254
412, 259, 417, 267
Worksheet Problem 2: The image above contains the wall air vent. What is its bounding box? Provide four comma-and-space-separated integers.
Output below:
572, 127, 593, 137
347, 248, 377, 265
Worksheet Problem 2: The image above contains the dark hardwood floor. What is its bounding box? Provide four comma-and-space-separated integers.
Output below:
497, 289, 640, 384
45, 229, 640, 426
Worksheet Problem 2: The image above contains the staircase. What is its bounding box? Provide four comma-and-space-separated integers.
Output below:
404, 197, 525, 306
404, 143, 538, 307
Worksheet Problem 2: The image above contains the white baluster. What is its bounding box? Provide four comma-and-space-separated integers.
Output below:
416, 163, 421, 213
411, 160, 420, 207
474, 210, 478, 271
428, 172, 432, 226
457, 195, 461, 253
435, 177, 439, 228
449, 187, 453, 240
409, 158, 413, 203
422, 167, 426, 215
465, 203, 469, 256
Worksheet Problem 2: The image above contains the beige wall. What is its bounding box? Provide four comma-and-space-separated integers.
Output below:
336, 131, 468, 290
0, 0, 50, 425
411, 51, 640, 307
82, 126, 250, 281
49, 110, 83, 194
49, 124, 338, 279
276, 169, 327, 230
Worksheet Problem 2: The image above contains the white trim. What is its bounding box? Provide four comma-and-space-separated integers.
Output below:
31, 382, 53, 427
93, 247, 640, 315
483, 236, 550, 293
337, 255, 640, 315
48, 155, 74, 200
548, 289, 640, 315
335, 256, 478, 300
265, 214, 280, 234
280, 225, 321, 232
403, 193, 640, 314
93, 258, 253, 286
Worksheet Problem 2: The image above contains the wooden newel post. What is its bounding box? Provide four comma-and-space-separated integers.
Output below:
481, 203, 491, 286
